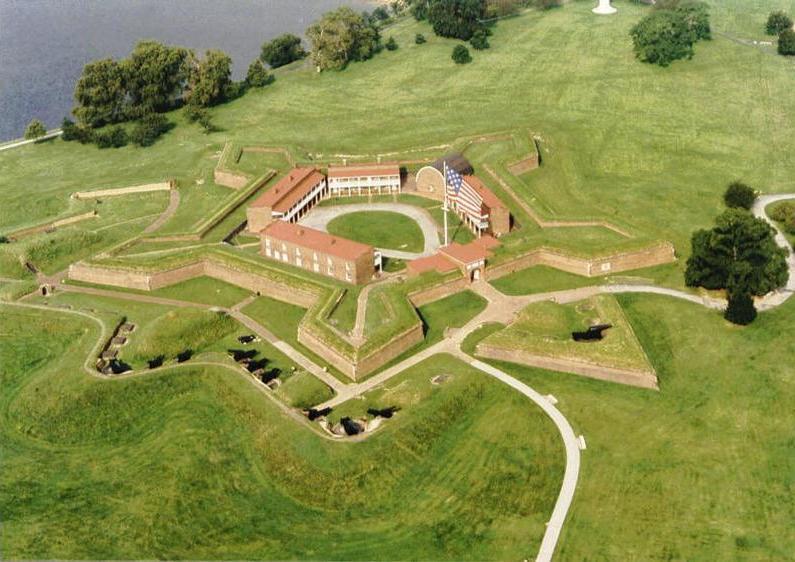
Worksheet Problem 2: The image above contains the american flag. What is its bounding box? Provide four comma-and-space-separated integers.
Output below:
446, 165, 464, 195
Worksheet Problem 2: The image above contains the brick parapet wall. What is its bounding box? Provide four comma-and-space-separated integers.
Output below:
214, 169, 249, 189
475, 344, 659, 390
408, 276, 471, 307
486, 243, 676, 281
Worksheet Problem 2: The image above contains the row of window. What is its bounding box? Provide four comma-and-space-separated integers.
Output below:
264, 239, 354, 281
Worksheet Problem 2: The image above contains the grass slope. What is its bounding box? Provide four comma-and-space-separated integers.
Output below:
480, 294, 653, 372
485, 294, 795, 561
0, 307, 563, 560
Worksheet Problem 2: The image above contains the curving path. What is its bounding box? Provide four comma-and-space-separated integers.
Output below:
298, 202, 441, 259
753, 194, 795, 308
143, 189, 181, 234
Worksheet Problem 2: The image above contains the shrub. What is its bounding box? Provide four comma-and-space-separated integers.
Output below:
724, 291, 757, 325
130, 113, 170, 147
245, 59, 274, 88
778, 29, 795, 56
184, 104, 208, 123
260, 33, 307, 68
470, 29, 490, 50
108, 126, 128, 148
452, 44, 472, 64
385, 36, 399, 51
769, 202, 795, 234
723, 181, 756, 210
766, 11, 793, 36
415, 33, 427, 44
24, 119, 47, 140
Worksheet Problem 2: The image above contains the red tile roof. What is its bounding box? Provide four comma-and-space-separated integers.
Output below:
327, 163, 400, 179
472, 234, 501, 251
463, 175, 506, 211
250, 168, 326, 213
262, 221, 372, 261
407, 254, 458, 276
441, 242, 491, 266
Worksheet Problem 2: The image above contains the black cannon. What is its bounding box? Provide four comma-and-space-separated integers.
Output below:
572, 323, 613, 342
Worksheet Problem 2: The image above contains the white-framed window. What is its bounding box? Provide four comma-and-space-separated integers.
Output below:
345, 271, 352, 282
274, 251, 280, 260
327, 257, 333, 266
313, 252, 318, 262
265, 239, 271, 248
296, 257, 303, 267
314, 263, 320, 272
281, 243, 287, 252
282, 253, 288, 263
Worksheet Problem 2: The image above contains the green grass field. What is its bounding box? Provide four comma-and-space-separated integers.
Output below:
2, 0, 795, 559
327, 210, 425, 253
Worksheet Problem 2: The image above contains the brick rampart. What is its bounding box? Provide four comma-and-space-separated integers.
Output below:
486, 243, 676, 281
408, 276, 471, 307
475, 344, 659, 390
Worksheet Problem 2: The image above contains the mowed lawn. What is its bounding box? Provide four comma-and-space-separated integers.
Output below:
487, 294, 795, 561
0, 305, 563, 560
327, 210, 425, 253
2, 1, 794, 258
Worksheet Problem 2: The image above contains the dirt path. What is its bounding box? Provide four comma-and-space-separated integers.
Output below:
143, 189, 180, 234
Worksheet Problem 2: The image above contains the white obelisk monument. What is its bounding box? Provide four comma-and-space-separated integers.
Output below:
593, 0, 617, 15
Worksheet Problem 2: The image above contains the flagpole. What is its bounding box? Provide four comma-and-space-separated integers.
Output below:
443, 161, 449, 247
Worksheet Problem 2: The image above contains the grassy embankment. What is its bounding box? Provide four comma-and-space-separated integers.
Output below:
0, 305, 563, 560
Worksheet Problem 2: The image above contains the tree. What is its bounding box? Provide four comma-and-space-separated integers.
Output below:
778, 29, 795, 56
130, 113, 170, 147
410, 0, 429, 20
24, 119, 47, 140
185, 49, 232, 107
260, 34, 307, 68
246, 59, 274, 88
94, 125, 128, 149
123, 41, 191, 116
470, 29, 490, 50
385, 36, 399, 51
73, 58, 127, 127
685, 209, 789, 297
766, 11, 793, 36
306, 7, 381, 71
452, 44, 472, 64
60, 117, 93, 144
415, 33, 427, 44
675, 1, 711, 41
630, 10, 695, 66
428, 0, 487, 41
723, 181, 756, 210
724, 290, 757, 325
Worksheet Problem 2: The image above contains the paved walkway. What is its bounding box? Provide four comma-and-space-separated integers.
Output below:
463, 355, 580, 562
753, 194, 795, 309
299, 202, 441, 258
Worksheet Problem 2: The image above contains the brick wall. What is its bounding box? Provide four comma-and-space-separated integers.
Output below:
73, 181, 173, 200
68, 263, 153, 290
486, 243, 676, 281
476, 344, 659, 390
408, 276, 471, 307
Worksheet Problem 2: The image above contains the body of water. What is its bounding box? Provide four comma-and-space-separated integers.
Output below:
0, 0, 371, 141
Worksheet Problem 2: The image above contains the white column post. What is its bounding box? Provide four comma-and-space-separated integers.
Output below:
593, 0, 617, 15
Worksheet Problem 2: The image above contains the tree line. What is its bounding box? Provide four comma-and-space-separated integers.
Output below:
28, 0, 516, 147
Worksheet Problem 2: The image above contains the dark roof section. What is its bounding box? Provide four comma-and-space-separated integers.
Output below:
431, 152, 473, 176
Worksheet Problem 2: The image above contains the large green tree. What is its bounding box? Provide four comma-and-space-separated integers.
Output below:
185, 50, 233, 107
24, 119, 47, 140
685, 209, 789, 297
306, 7, 381, 71
260, 34, 307, 68
427, 0, 487, 41
122, 41, 191, 116
766, 10, 793, 36
631, 1, 710, 66
73, 58, 127, 127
